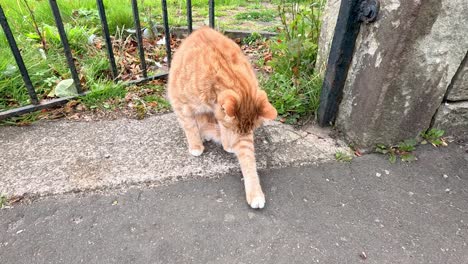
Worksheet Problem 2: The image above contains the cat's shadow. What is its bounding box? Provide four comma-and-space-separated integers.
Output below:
201, 140, 238, 162
196, 127, 271, 164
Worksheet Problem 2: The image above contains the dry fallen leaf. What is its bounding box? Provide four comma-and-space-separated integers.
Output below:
263, 66, 273, 73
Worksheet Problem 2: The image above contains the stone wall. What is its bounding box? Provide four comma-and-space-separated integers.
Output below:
446, 55, 468, 101
433, 53, 468, 138
317, 0, 468, 148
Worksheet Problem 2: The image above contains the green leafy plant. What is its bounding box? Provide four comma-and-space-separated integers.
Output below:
375, 128, 449, 163
400, 153, 417, 162
397, 138, 417, 152
262, 0, 325, 123
72, 8, 100, 23
420, 128, 446, 147
242, 32, 263, 45
376, 138, 418, 164
0, 194, 7, 208
335, 151, 353, 162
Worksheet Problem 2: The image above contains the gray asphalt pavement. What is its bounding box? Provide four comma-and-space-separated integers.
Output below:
1, 143, 467, 264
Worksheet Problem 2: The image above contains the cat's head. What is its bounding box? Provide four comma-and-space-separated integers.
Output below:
215, 89, 277, 144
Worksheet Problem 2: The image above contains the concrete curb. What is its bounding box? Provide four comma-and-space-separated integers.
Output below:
0, 113, 350, 197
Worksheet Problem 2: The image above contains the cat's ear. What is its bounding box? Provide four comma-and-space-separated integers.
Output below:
218, 90, 239, 118
257, 90, 277, 120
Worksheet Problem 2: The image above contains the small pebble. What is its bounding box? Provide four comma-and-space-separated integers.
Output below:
445, 188, 451, 193
359, 251, 367, 260
376, 172, 381, 177
443, 174, 448, 179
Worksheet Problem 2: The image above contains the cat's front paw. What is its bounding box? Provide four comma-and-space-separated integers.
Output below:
224, 147, 235, 154
247, 190, 265, 209
189, 146, 204, 156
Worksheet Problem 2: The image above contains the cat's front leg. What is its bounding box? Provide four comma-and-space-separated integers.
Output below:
174, 107, 205, 156
234, 135, 265, 209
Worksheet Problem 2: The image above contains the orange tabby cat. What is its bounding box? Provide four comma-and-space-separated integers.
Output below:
168, 27, 277, 209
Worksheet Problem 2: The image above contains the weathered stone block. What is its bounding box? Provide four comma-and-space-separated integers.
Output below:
433, 101, 468, 138
315, 0, 341, 76
446, 54, 468, 101
336, 0, 468, 148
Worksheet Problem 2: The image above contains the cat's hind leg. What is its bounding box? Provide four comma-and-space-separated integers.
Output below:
196, 113, 221, 144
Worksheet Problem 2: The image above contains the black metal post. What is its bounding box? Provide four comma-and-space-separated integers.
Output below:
161, 0, 172, 67
186, 0, 192, 33
96, 0, 118, 81
209, 0, 215, 28
48, 0, 83, 94
0, 5, 39, 105
125, 72, 168, 85
0, 94, 89, 120
317, 0, 366, 126
131, 0, 148, 78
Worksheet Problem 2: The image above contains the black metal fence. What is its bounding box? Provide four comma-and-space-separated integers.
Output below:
0, 0, 216, 120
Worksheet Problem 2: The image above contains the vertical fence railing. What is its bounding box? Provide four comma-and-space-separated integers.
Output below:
131, 0, 148, 78
96, 0, 118, 81
48, 0, 83, 94
0, 5, 39, 105
0, 0, 217, 120
186, 0, 193, 33
161, 0, 172, 67
209, 0, 215, 28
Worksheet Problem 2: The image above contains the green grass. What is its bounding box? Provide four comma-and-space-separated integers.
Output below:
80, 82, 127, 109
1, 0, 281, 113
242, 32, 263, 45
259, 0, 325, 123
262, 73, 322, 124
235, 10, 276, 22
143, 95, 170, 110
1, 0, 326, 126
0, 111, 43, 126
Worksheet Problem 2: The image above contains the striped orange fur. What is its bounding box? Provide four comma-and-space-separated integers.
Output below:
167, 27, 277, 209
